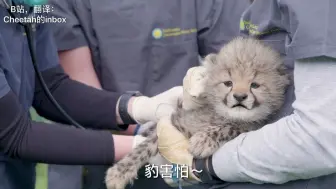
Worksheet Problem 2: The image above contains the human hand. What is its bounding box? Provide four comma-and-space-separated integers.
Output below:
130, 87, 183, 124
156, 116, 201, 185
182, 66, 207, 110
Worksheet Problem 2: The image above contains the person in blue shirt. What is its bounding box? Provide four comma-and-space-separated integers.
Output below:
47, 0, 251, 189
0, 1, 183, 189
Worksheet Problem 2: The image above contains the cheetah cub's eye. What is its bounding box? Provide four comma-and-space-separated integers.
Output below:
223, 81, 233, 87
250, 82, 260, 89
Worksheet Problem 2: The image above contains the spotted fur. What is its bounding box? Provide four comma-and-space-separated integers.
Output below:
105, 37, 290, 189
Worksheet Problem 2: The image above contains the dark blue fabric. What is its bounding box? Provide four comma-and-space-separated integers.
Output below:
50, 0, 252, 97
0, 6, 59, 110
240, 0, 336, 60
0, 5, 59, 189
0, 158, 36, 189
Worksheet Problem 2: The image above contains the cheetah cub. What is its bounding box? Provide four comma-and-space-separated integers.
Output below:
105, 37, 290, 189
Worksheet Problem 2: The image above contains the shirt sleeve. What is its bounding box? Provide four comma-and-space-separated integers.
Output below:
35, 23, 61, 71
239, 0, 288, 55
48, 0, 88, 51
196, 0, 251, 56
211, 58, 336, 182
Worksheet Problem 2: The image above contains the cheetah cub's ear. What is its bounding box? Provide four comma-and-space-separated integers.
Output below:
202, 53, 218, 70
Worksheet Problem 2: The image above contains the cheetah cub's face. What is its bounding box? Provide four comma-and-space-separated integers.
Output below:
202, 37, 290, 122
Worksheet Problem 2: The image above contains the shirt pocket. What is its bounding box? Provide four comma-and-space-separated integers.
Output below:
90, 0, 148, 42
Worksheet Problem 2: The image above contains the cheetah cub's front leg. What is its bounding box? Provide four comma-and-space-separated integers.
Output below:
105, 136, 158, 189
188, 126, 246, 158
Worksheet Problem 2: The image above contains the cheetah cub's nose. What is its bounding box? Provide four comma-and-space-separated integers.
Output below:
233, 93, 248, 102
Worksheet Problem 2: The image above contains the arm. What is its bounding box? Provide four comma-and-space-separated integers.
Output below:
0, 63, 181, 165
56, 32, 138, 135
58, 47, 102, 89
50, 0, 138, 134
49, 0, 102, 90
48, 0, 102, 89
0, 65, 135, 164
32, 21, 129, 130
32, 65, 126, 131
58, 46, 138, 134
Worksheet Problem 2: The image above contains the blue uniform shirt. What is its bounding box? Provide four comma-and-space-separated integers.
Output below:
0, 5, 59, 189
49, 0, 251, 96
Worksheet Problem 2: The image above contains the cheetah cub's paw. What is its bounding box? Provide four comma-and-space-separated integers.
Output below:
188, 132, 218, 158
105, 164, 137, 189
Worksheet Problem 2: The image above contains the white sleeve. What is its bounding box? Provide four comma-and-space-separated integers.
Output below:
211, 57, 336, 184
